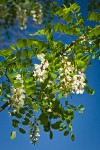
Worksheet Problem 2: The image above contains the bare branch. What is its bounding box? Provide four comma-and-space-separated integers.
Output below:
0, 101, 10, 112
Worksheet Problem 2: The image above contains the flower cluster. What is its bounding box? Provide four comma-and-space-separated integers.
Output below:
59, 56, 86, 95
72, 72, 86, 94
31, 2, 43, 24
33, 54, 49, 82
59, 56, 74, 92
29, 121, 40, 144
11, 74, 25, 112
17, 4, 27, 30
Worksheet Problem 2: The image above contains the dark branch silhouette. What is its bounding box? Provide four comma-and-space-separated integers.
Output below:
0, 101, 10, 112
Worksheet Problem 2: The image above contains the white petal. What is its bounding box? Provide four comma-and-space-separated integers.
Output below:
37, 53, 45, 63
76, 90, 80, 94
16, 74, 21, 80
80, 89, 84, 94
34, 64, 41, 70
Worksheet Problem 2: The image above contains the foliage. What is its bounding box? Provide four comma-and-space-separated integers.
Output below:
0, 0, 100, 145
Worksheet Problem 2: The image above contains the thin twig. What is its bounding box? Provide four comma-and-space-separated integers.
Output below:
0, 101, 10, 112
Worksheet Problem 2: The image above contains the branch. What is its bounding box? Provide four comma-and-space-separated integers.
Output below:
5, 73, 11, 82
57, 25, 100, 56
0, 101, 10, 112
56, 38, 78, 57
65, 40, 77, 50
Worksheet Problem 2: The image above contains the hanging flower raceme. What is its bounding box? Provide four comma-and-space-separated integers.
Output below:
72, 72, 86, 94
33, 54, 49, 82
58, 55, 86, 95
10, 74, 25, 112
29, 121, 40, 144
58, 56, 74, 93
31, 2, 43, 24
17, 3, 27, 30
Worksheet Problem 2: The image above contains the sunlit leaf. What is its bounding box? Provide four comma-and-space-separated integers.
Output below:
10, 131, 16, 140
19, 128, 26, 134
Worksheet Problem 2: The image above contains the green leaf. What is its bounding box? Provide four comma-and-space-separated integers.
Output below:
14, 113, 22, 118
66, 109, 74, 115
0, 71, 4, 77
24, 117, 30, 123
16, 39, 24, 49
33, 104, 39, 111
49, 131, 53, 140
66, 117, 71, 125
11, 112, 22, 118
58, 93, 62, 98
59, 126, 67, 131
51, 73, 57, 79
70, 3, 80, 12
64, 130, 69, 136
65, 101, 68, 106
77, 104, 85, 113
68, 124, 73, 131
88, 25, 100, 37
77, 104, 83, 109
16, 51, 21, 59
76, 53, 83, 59
88, 12, 100, 22
92, 54, 96, 59
26, 88, 34, 96
10, 131, 16, 140
25, 77, 33, 83
85, 86, 95, 95
22, 49, 28, 57
79, 108, 85, 114
19, 128, 26, 134
12, 119, 20, 128
12, 119, 20, 124
0, 48, 12, 57
26, 113, 32, 118
32, 29, 45, 36
44, 122, 50, 132
29, 110, 33, 114
19, 108, 25, 114
51, 121, 62, 129
28, 49, 33, 57
22, 121, 29, 125
70, 133, 75, 141
25, 83, 35, 89
10, 72, 18, 78
10, 44, 16, 50
76, 60, 85, 68
13, 82, 22, 88
39, 113, 48, 125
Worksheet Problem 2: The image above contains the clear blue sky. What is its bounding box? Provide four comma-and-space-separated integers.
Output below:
0, 0, 100, 150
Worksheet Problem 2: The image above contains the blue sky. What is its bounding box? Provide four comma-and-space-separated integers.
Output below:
0, 0, 100, 150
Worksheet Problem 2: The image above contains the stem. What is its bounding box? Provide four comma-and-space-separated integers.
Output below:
5, 74, 11, 82
0, 101, 10, 112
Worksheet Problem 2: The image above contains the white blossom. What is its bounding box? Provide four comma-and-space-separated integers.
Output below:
35, 132, 40, 137
72, 72, 86, 94
31, 2, 43, 24
34, 64, 42, 70
59, 55, 86, 96
16, 74, 21, 80
47, 108, 52, 112
37, 53, 45, 63
43, 61, 49, 69
33, 54, 49, 82
59, 58, 74, 90
11, 74, 25, 112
